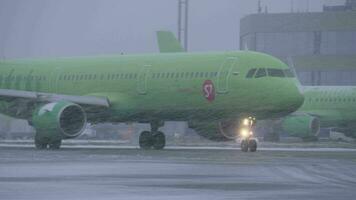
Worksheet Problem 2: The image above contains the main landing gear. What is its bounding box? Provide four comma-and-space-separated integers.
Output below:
239, 117, 258, 152
139, 121, 166, 150
34, 133, 62, 150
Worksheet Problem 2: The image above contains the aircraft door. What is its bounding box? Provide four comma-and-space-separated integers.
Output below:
137, 65, 151, 95
50, 67, 60, 93
217, 57, 237, 94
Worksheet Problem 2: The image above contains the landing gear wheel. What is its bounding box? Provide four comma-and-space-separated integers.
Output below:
35, 140, 48, 149
248, 139, 257, 152
49, 140, 62, 150
152, 131, 165, 150
35, 136, 48, 149
139, 131, 153, 150
241, 139, 249, 152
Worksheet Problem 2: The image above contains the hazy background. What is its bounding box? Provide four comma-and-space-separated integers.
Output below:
0, 0, 345, 59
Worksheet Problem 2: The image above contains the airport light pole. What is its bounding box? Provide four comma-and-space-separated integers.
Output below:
178, 0, 189, 51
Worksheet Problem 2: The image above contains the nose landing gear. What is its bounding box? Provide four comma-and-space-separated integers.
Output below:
239, 117, 258, 152
240, 138, 257, 152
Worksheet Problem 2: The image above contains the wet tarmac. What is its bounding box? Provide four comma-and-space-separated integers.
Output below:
0, 146, 356, 200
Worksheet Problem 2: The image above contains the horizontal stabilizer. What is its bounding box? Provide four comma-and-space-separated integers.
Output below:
156, 31, 185, 53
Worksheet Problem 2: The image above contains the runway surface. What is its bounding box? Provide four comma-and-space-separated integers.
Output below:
0, 146, 356, 200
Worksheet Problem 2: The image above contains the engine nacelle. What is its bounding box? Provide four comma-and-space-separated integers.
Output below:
281, 115, 320, 138
188, 119, 241, 141
32, 101, 87, 139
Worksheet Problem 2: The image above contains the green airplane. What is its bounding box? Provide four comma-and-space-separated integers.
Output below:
281, 86, 356, 140
0, 31, 304, 152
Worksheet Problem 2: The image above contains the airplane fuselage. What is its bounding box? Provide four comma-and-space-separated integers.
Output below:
300, 86, 356, 127
0, 51, 303, 123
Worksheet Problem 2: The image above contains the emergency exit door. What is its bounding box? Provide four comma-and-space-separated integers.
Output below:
137, 65, 151, 95
217, 57, 237, 94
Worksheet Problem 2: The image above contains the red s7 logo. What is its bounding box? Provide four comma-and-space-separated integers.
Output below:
202, 80, 215, 102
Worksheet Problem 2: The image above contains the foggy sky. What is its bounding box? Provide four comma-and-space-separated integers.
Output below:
0, 0, 346, 59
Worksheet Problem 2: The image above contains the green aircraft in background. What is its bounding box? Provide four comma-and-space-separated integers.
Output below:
0, 31, 303, 152
281, 86, 356, 140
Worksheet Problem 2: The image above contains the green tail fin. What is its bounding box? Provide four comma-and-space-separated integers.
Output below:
156, 31, 185, 53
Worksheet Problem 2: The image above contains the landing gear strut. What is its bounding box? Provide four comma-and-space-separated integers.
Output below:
239, 117, 258, 152
139, 121, 166, 150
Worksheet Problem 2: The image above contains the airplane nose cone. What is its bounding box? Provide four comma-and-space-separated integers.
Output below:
293, 89, 305, 110
286, 82, 305, 113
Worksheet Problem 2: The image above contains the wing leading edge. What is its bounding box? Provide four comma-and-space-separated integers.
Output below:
0, 89, 110, 107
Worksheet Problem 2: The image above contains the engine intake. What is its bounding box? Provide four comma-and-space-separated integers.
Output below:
32, 101, 87, 139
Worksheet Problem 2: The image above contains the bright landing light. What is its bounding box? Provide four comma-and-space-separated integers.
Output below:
240, 128, 253, 139
240, 129, 249, 138
243, 118, 249, 126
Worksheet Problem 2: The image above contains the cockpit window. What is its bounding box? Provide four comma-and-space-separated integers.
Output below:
255, 68, 266, 78
246, 68, 257, 78
283, 69, 295, 77
267, 68, 285, 77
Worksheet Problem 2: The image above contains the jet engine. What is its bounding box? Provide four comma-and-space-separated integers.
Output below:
32, 101, 87, 139
281, 115, 320, 138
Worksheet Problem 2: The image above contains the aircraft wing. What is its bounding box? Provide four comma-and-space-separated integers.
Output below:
156, 31, 185, 53
0, 89, 110, 107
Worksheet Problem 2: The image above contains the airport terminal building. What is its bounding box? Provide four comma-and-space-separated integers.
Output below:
240, 1, 356, 85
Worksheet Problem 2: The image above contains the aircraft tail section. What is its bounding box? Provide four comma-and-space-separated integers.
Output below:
156, 31, 185, 53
